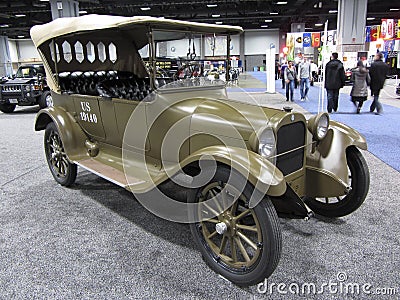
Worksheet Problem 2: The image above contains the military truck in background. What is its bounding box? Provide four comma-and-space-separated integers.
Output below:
0, 64, 52, 113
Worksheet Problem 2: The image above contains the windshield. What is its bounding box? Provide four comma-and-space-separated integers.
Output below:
138, 30, 232, 86
15, 66, 45, 78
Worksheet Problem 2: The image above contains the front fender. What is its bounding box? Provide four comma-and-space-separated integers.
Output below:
179, 145, 286, 197
35, 107, 88, 161
305, 120, 367, 197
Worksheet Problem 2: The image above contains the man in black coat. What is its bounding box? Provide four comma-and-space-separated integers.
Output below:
325, 52, 346, 113
369, 52, 389, 114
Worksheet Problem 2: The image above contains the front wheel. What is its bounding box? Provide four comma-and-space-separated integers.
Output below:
304, 146, 369, 217
38, 91, 53, 108
189, 166, 281, 286
0, 103, 16, 113
44, 122, 77, 186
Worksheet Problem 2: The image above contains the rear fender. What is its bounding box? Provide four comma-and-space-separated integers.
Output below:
35, 107, 88, 161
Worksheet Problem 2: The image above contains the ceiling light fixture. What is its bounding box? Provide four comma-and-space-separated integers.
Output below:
329, 10, 338, 13
15, 14, 26, 17
212, 14, 221, 18
18, 35, 25, 38
276, 1, 287, 4
261, 25, 269, 28
367, 17, 375, 20
39, 0, 49, 1
315, 23, 323, 26
207, 4, 218, 8
79, 10, 88, 14
264, 19, 272, 22
389, 8, 399, 11
270, 12, 278, 15
0, 24, 9, 28
140, 7, 151, 11
215, 21, 223, 25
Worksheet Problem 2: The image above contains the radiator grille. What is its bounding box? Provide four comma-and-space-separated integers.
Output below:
276, 121, 306, 175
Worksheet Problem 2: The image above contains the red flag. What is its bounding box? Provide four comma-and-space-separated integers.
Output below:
311, 32, 320, 47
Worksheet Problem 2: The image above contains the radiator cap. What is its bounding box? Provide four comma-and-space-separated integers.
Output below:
283, 106, 293, 112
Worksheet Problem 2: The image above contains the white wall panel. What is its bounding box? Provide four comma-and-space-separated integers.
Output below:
244, 30, 279, 55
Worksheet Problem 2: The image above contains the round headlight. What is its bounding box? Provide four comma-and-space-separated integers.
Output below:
316, 114, 329, 139
258, 127, 276, 158
25, 85, 31, 91
308, 113, 329, 140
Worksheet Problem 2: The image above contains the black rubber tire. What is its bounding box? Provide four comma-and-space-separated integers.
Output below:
0, 103, 16, 113
38, 91, 52, 109
305, 146, 369, 217
188, 165, 281, 287
44, 122, 77, 186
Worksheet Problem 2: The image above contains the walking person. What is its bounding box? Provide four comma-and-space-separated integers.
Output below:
369, 52, 389, 115
280, 61, 287, 89
297, 57, 312, 101
284, 60, 296, 101
310, 60, 318, 86
325, 52, 346, 113
350, 60, 370, 114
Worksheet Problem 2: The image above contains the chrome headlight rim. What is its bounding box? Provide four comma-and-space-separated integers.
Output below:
308, 112, 329, 141
256, 127, 276, 158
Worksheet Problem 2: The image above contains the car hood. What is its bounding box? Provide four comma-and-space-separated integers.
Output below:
3, 78, 34, 84
190, 98, 283, 141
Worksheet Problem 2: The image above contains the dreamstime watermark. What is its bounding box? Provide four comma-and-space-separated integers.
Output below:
257, 272, 397, 296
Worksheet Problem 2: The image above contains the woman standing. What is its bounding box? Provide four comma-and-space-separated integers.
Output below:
350, 60, 370, 114
284, 60, 297, 101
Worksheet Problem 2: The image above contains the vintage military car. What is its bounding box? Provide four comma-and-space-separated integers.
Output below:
0, 64, 52, 113
31, 15, 369, 286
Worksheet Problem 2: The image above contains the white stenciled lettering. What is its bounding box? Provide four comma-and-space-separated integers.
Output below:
80, 101, 91, 112
80, 111, 98, 123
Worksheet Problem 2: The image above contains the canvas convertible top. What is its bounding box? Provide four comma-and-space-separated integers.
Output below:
30, 14, 243, 48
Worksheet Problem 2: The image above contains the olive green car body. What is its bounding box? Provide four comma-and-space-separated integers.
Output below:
31, 15, 367, 216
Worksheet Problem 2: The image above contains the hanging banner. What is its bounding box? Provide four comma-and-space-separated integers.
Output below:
386, 19, 394, 39
286, 33, 295, 61
303, 32, 312, 47
381, 19, 388, 39
395, 20, 400, 38
312, 32, 320, 47
294, 33, 303, 48
370, 25, 380, 42
365, 26, 371, 43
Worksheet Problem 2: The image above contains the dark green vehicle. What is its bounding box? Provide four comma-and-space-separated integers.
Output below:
31, 15, 369, 286
0, 64, 52, 113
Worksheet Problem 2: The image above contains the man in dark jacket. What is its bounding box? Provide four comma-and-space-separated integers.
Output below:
325, 52, 346, 113
369, 52, 389, 114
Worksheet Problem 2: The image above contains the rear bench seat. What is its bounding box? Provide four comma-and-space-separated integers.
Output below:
58, 71, 154, 101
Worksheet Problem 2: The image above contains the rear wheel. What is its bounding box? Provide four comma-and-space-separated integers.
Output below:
44, 122, 77, 186
305, 146, 369, 217
0, 103, 16, 113
189, 166, 281, 286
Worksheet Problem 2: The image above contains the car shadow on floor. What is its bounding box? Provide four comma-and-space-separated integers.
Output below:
73, 171, 196, 250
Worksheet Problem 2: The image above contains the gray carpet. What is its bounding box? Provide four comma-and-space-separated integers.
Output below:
0, 105, 399, 300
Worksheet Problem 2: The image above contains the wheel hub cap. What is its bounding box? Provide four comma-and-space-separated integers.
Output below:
215, 222, 227, 235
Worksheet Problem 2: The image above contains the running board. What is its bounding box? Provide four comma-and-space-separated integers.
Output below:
76, 158, 146, 189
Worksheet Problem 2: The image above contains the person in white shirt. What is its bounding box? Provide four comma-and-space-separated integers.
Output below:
297, 57, 312, 101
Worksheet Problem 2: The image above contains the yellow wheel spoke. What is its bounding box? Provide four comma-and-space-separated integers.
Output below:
202, 202, 220, 218
234, 209, 251, 221
207, 230, 218, 239
237, 231, 258, 251
230, 237, 237, 262
236, 224, 257, 232
234, 236, 250, 262
203, 218, 219, 224
219, 235, 227, 254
